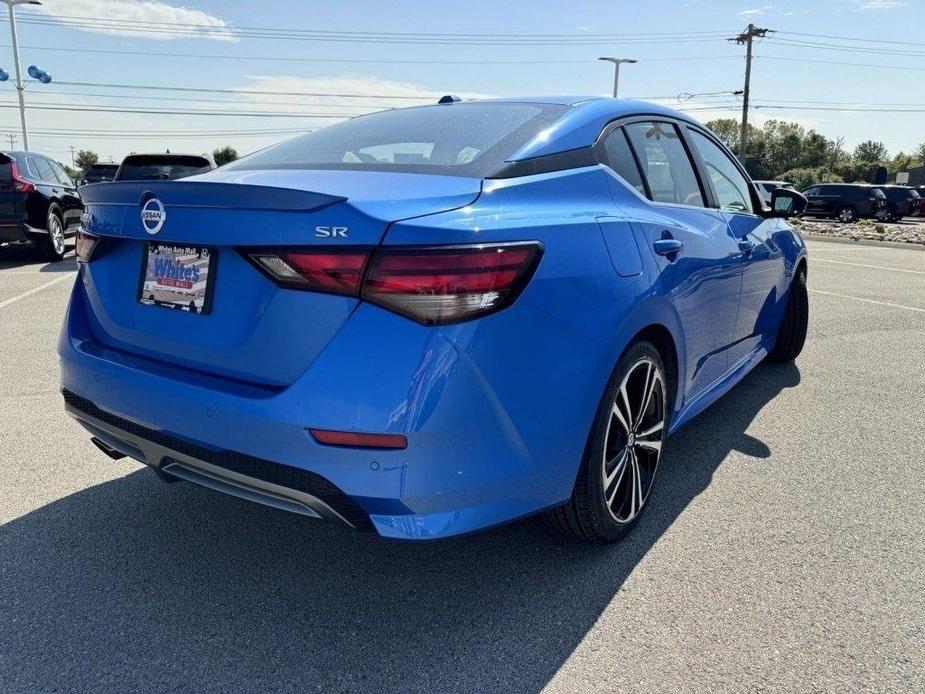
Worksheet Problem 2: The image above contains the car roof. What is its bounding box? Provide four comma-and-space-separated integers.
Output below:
465, 97, 707, 161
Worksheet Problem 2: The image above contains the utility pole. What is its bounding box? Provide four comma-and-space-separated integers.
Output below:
729, 24, 772, 165
68, 144, 76, 165
7, 132, 16, 148
4, 1, 41, 151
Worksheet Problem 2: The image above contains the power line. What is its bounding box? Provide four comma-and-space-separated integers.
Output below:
756, 54, 925, 73
764, 37, 925, 58
0, 43, 742, 66
0, 103, 360, 118
777, 30, 925, 47
52, 80, 439, 100
18, 14, 734, 45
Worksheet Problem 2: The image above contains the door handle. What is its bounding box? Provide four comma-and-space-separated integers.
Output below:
738, 239, 756, 255
653, 238, 684, 256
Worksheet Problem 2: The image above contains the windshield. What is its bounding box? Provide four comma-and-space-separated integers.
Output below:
225, 102, 569, 178
117, 156, 212, 181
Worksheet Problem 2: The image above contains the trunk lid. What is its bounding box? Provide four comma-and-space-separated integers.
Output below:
79, 170, 480, 386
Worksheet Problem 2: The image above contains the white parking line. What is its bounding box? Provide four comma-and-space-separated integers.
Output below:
0, 273, 74, 310
811, 258, 925, 276
809, 289, 925, 314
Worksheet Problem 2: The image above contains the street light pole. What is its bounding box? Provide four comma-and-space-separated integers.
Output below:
4, 0, 41, 150
598, 57, 637, 98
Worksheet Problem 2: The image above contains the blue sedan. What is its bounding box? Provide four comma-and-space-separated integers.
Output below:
62, 97, 808, 542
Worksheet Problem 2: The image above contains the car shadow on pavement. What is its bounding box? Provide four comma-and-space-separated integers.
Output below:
0, 362, 799, 694
0, 245, 75, 272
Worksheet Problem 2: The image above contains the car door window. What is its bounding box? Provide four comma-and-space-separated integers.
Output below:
804, 187, 820, 197
688, 129, 754, 214
49, 160, 74, 187
624, 121, 704, 207
601, 127, 646, 195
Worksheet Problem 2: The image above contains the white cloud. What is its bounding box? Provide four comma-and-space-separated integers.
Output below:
738, 6, 774, 18
34, 0, 236, 42
856, 0, 905, 9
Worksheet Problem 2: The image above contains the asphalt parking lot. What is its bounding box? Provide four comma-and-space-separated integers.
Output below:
1, 237, 922, 693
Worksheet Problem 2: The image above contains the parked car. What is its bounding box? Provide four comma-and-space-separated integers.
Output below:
79, 163, 119, 186
113, 153, 215, 182
754, 180, 795, 205
65, 97, 808, 543
878, 185, 921, 221
801, 183, 887, 222
0, 150, 83, 261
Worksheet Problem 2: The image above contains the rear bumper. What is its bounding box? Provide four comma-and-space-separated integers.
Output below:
0, 222, 35, 244
59, 275, 604, 540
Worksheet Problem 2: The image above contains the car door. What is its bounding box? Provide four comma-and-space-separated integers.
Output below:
48, 159, 83, 229
603, 120, 743, 400
685, 126, 786, 367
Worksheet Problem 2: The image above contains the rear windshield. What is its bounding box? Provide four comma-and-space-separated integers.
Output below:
84, 164, 118, 181
116, 155, 212, 181
225, 102, 569, 178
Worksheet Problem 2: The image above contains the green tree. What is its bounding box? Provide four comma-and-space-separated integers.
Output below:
914, 143, 925, 168
890, 152, 913, 173
852, 140, 888, 167
213, 146, 238, 167
74, 149, 98, 172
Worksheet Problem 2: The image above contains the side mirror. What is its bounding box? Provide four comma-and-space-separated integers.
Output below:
767, 188, 807, 219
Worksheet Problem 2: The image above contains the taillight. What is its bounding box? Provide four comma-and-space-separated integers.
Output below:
363, 243, 542, 325
10, 161, 34, 193
241, 241, 542, 325
246, 249, 367, 295
75, 230, 99, 263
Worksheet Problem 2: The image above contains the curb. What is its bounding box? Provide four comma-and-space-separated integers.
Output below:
801, 233, 925, 252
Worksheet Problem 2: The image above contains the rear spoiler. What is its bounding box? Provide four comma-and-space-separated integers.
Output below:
79, 180, 346, 213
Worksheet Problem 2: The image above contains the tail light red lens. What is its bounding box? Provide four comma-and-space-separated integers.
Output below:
10, 161, 34, 193
75, 230, 100, 263
241, 241, 542, 325
363, 243, 542, 325
246, 249, 367, 295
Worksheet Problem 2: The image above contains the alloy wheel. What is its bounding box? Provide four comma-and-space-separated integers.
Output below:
838, 207, 855, 223
601, 357, 665, 524
50, 216, 65, 255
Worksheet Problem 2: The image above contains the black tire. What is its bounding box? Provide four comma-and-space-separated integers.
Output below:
768, 267, 808, 363
41, 205, 66, 262
546, 341, 668, 543
835, 205, 857, 223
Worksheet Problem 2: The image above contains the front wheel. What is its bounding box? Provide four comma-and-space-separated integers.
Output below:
768, 267, 808, 363
546, 341, 668, 543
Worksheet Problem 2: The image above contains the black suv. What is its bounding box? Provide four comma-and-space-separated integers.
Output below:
878, 185, 921, 222
802, 183, 887, 223
0, 151, 83, 261
80, 163, 119, 185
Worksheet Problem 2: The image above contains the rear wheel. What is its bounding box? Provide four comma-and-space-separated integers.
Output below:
41, 206, 66, 262
547, 341, 667, 543
768, 267, 808, 363
836, 206, 857, 223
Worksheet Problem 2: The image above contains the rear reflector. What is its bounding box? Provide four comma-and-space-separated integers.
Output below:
240, 241, 542, 325
363, 242, 542, 325
309, 428, 408, 450
75, 230, 100, 263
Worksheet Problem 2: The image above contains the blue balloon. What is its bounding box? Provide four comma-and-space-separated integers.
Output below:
38, 73, 51, 84
27, 65, 43, 79
0, 69, 8, 82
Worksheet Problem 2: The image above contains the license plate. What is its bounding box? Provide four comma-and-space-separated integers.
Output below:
137, 243, 215, 314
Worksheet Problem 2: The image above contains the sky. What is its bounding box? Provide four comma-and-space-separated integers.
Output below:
1, 0, 922, 166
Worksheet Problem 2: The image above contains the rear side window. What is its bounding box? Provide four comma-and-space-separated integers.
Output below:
225, 102, 568, 178
28, 156, 56, 183
601, 127, 646, 195
624, 121, 704, 207
688, 129, 754, 213
0, 159, 11, 183
49, 160, 73, 187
